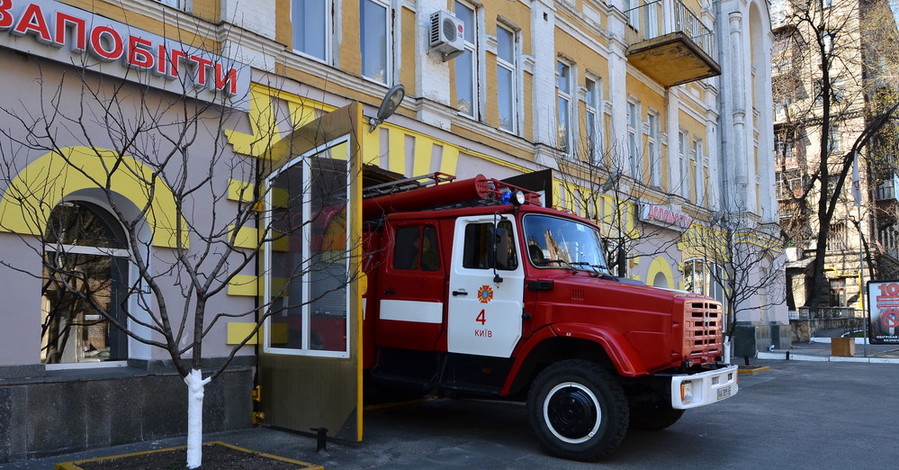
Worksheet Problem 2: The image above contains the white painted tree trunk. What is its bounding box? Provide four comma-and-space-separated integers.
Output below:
724, 337, 733, 364
184, 369, 211, 469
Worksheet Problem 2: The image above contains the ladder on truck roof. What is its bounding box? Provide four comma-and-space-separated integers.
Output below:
362, 172, 456, 199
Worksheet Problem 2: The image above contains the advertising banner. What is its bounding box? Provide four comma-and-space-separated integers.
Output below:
867, 280, 899, 344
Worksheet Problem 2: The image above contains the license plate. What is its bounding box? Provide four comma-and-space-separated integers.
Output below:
716, 385, 732, 401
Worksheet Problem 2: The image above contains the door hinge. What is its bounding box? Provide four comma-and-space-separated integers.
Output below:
252, 412, 265, 425
252, 385, 262, 403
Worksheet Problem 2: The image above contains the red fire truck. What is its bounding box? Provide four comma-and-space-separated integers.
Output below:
359, 173, 737, 460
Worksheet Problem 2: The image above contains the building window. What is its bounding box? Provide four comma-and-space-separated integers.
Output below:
692, 137, 704, 205
360, 0, 391, 84
684, 258, 727, 306
42, 201, 131, 364
556, 60, 573, 154
292, 0, 332, 62
627, 100, 640, 178
647, 111, 661, 187
679, 130, 688, 197
454, 1, 479, 118
585, 77, 603, 163
155, 0, 181, 8
829, 124, 841, 154
496, 24, 518, 133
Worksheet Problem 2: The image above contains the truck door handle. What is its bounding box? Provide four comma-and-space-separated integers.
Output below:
383, 288, 396, 295
452, 289, 468, 296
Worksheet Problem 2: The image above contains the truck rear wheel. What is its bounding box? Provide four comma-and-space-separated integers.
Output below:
527, 360, 629, 461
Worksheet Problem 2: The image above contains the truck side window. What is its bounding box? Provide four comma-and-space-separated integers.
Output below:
393, 227, 420, 270
462, 221, 517, 270
421, 226, 440, 271
393, 225, 440, 271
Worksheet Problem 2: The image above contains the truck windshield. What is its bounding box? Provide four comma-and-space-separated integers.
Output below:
522, 214, 609, 273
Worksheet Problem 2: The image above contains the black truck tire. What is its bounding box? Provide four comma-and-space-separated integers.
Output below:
527, 359, 629, 461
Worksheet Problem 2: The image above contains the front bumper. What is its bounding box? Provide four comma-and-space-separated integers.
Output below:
670, 364, 738, 409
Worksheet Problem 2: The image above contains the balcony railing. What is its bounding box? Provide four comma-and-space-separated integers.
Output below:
624, 0, 720, 87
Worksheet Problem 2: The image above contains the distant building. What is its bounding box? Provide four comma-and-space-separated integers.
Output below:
771, 0, 899, 317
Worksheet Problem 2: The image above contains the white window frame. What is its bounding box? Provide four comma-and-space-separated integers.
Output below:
155, 0, 182, 8
692, 137, 704, 205
556, 60, 574, 156
496, 23, 519, 134
291, 0, 334, 63
679, 130, 688, 198
585, 76, 604, 164
647, 110, 661, 187
455, 1, 480, 119
360, 0, 393, 85
263, 137, 352, 359
627, 100, 641, 178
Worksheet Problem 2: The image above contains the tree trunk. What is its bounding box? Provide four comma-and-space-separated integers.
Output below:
184, 369, 210, 469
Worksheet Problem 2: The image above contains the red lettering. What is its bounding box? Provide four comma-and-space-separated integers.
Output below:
13, 3, 52, 43
156, 44, 168, 75
169, 48, 187, 77
0, 0, 14, 29
214, 63, 238, 95
190, 55, 212, 86
90, 26, 123, 60
475, 309, 486, 325
54, 13, 87, 51
127, 36, 154, 69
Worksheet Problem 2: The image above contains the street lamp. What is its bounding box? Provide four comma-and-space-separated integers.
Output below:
369, 84, 405, 132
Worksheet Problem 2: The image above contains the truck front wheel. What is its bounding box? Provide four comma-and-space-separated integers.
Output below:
527, 360, 629, 461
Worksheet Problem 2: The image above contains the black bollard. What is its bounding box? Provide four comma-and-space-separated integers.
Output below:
311, 427, 328, 452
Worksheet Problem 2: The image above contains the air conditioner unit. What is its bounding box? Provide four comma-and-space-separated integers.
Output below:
429, 10, 465, 61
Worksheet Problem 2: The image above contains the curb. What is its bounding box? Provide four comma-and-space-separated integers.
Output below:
758, 351, 899, 364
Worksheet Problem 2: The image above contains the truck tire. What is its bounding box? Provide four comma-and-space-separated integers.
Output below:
629, 400, 684, 431
527, 360, 629, 461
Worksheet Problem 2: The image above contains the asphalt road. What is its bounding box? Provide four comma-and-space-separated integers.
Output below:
320, 359, 899, 469
7, 359, 899, 469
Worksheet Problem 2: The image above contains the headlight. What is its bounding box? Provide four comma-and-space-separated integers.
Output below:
680, 381, 694, 404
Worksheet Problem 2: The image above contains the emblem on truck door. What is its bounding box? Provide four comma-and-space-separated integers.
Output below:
477, 285, 494, 303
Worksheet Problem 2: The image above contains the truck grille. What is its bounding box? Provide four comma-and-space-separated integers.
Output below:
682, 299, 723, 360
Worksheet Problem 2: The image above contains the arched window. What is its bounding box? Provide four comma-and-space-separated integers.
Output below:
41, 201, 130, 364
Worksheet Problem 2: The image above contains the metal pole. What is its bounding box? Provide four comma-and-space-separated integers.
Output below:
860, 203, 868, 358
852, 150, 868, 357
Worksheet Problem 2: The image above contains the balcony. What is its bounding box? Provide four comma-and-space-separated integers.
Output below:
624, 0, 720, 87
874, 174, 899, 202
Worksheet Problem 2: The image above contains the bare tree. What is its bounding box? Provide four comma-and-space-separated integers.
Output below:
688, 214, 787, 341
551, 139, 687, 280
0, 50, 358, 468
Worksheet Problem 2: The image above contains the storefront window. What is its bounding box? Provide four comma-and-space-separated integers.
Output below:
41, 202, 130, 364
684, 258, 727, 306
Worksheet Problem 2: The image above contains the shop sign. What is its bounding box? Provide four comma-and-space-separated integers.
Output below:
639, 203, 693, 231
0, 0, 250, 110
